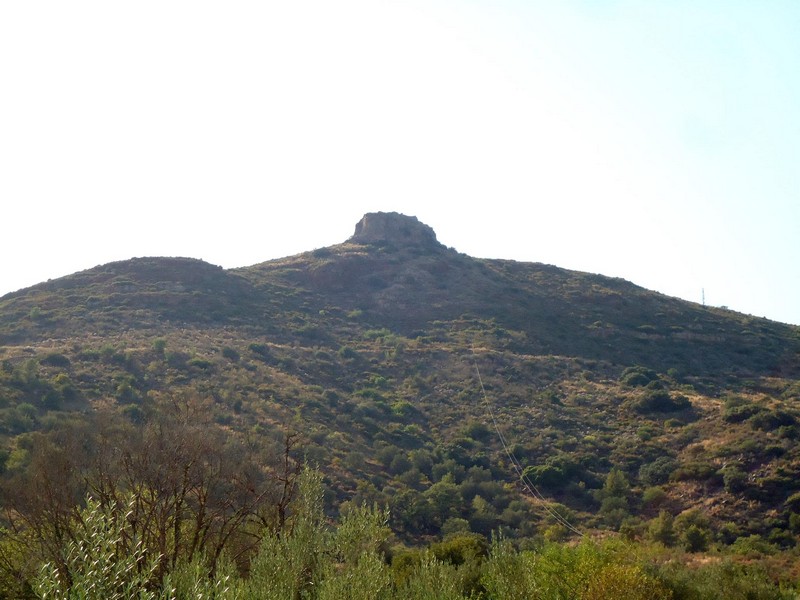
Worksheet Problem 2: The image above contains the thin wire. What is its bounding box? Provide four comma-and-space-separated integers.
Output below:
472, 349, 584, 537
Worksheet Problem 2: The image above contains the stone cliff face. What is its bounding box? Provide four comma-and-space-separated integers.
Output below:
348, 212, 441, 249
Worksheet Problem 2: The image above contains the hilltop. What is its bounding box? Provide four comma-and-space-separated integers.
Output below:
7, 212, 791, 367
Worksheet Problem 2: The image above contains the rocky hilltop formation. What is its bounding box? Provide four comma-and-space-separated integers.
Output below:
348, 212, 442, 249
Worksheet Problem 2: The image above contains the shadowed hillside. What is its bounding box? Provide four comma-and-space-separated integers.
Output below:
235, 213, 798, 378
4, 213, 796, 378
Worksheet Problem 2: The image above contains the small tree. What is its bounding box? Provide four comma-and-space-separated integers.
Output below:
683, 525, 710, 553
33, 497, 161, 600
648, 510, 676, 546
721, 466, 748, 493
596, 468, 631, 529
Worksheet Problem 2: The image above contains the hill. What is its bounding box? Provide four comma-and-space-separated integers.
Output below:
1, 212, 799, 578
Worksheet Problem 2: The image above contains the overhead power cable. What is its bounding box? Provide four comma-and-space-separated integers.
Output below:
471, 349, 584, 537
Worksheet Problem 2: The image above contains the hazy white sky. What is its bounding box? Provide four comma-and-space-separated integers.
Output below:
1, 1, 798, 325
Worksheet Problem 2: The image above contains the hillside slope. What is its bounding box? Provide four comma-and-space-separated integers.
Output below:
1, 212, 799, 550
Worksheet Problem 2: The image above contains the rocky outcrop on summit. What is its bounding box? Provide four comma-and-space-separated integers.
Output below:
348, 212, 442, 249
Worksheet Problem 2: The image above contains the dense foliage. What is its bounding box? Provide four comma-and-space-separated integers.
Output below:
8, 466, 799, 599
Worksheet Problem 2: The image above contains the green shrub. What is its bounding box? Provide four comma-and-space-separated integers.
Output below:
39, 353, 71, 368
638, 456, 677, 486
596, 469, 631, 529
462, 421, 491, 442
151, 338, 167, 356
186, 357, 213, 370
642, 486, 668, 509
717, 522, 742, 545
637, 424, 660, 440
220, 346, 240, 362
482, 538, 671, 600
523, 464, 566, 490
729, 534, 778, 557
749, 409, 796, 431
721, 466, 748, 493
430, 533, 488, 566
338, 345, 358, 360
248, 342, 270, 355
392, 401, 418, 418
161, 554, 238, 600
397, 553, 468, 600
584, 562, 670, 599
33, 497, 161, 600
656, 558, 791, 599
670, 461, 717, 482
647, 510, 676, 546
441, 518, 471, 537
682, 524, 710, 552
620, 366, 659, 387
634, 391, 690, 414
114, 382, 139, 404
722, 397, 762, 423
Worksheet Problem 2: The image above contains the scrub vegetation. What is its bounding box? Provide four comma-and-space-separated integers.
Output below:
0, 213, 799, 596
